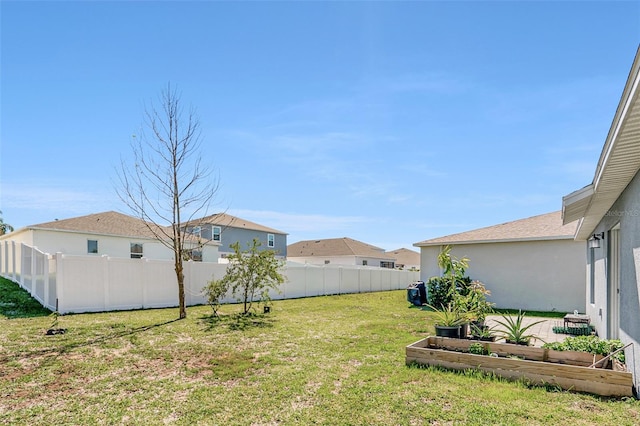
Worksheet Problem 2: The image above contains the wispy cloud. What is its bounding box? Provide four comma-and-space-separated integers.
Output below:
355, 72, 469, 96
2, 181, 115, 212
482, 75, 620, 126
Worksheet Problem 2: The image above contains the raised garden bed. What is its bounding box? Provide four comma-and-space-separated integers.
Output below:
406, 336, 633, 397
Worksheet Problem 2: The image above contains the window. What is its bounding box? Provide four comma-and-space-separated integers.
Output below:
87, 240, 98, 254
267, 233, 275, 248
362, 260, 368, 266
380, 261, 395, 269
191, 226, 202, 237
186, 249, 202, 262
324, 260, 330, 264
130, 243, 143, 259
213, 226, 221, 242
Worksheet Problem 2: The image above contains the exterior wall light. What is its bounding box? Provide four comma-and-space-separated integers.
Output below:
588, 232, 605, 249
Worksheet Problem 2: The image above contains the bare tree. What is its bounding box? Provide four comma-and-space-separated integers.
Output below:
117, 84, 218, 319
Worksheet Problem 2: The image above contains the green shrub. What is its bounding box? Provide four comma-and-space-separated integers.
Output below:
543, 335, 625, 363
427, 275, 471, 308
552, 325, 594, 336
469, 342, 485, 355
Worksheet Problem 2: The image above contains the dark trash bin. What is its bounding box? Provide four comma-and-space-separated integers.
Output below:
415, 281, 427, 304
407, 286, 421, 306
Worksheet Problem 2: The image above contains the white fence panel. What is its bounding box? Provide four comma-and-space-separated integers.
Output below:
281, 266, 308, 299
2, 242, 420, 314
33, 249, 46, 305
21, 244, 32, 293
370, 269, 381, 292
340, 267, 360, 294
108, 257, 144, 311
47, 255, 57, 311
323, 267, 341, 295
185, 261, 228, 305
359, 268, 371, 293
303, 266, 325, 297
14, 242, 22, 285
141, 259, 177, 309
59, 255, 106, 313
389, 269, 399, 289
379, 268, 391, 291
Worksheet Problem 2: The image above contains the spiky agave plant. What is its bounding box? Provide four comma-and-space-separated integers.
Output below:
493, 310, 545, 345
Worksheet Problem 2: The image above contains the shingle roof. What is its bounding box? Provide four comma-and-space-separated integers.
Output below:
27, 211, 162, 239
188, 213, 287, 235
25, 210, 287, 240
386, 248, 420, 266
288, 237, 395, 259
414, 211, 579, 247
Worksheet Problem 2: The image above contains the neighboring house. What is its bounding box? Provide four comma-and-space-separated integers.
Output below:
413, 211, 585, 312
0, 211, 220, 262
386, 248, 420, 270
288, 237, 396, 268
562, 47, 640, 392
184, 213, 288, 258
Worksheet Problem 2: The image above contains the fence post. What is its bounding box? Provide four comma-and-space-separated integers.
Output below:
11, 241, 16, 282
1, 241, 5, 277
141, 257, 148, 309
102, 255, 109, 311
43, 252, 50, 310
31, 245, 37, 297
184, 260, 192, 306
55, 252, 64, 314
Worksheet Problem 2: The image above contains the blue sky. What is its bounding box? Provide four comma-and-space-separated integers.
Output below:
1, 1, 639, 251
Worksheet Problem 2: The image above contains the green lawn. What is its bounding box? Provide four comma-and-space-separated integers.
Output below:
1, 277, 639, 425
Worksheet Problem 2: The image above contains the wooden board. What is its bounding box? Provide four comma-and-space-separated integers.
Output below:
423, 336, 604, 366
406, 337, 633, 397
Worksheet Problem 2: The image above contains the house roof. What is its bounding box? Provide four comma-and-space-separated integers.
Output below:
386, 248, 420, 266
188, 213, 287, 235
25, 211, 162, 239
413, 211, 578, 247
562, 46, 640, 240
288, 237, 395, 260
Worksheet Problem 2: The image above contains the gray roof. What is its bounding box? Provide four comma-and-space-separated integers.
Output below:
414, 211, 579, 247
188, 213, 287, 235
288, 237, 395, 260
24, 210, 286, 241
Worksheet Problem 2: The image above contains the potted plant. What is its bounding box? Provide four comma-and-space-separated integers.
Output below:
452, 280, 494, 338
428, 302, 464, 338
492, 310, 544, 346
470, 322, 496, 342
463, 281, 494, 327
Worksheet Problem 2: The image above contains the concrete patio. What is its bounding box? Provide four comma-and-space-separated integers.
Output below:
484, 314, 573, 347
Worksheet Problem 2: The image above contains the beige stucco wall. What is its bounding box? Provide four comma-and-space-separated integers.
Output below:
418, 240, 586, 312
0, 228, 34, 247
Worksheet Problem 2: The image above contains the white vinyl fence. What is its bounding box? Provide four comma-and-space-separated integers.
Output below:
1, 242, 419, 314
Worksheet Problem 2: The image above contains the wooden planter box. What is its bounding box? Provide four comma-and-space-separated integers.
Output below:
406, 336, 633, 397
